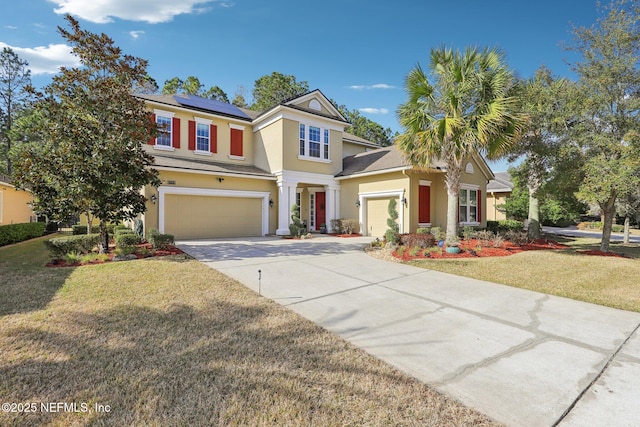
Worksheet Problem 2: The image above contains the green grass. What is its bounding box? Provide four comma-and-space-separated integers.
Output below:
0, 236, 497, 426
408, 235, 640, 312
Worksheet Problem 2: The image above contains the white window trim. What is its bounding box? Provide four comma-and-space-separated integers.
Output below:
228, 154, 245, 161
154, 109, 175, 149
298, 122, 330, 162
459, 184, 480, 226
194, 118, 212, 153
229, 123, 245, 130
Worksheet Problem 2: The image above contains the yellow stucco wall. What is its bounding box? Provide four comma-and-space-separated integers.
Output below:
143, 170, 278, 235
342, 141, 370, 158
281, 119, 343, 176
0, 185, 34, 225
253, 120, 283, 173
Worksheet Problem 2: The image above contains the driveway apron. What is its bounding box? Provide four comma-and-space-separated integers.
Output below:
178, 236, 640, 427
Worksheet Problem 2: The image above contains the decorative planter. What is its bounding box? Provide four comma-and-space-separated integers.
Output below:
320, 225, 327, 234
446, 246, 461, 254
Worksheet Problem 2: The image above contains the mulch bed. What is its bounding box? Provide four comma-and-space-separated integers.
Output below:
329, 233, 363, 238
46, 243, 184, 268
393, 238, 569, 261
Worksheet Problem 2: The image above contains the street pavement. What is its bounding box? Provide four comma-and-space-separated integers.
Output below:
543, 225, 640, 244
178, 235, 640, 426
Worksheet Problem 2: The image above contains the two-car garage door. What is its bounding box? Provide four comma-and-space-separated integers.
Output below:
164, 194, 262, 239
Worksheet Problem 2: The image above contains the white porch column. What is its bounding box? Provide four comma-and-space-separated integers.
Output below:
324, 185, 341, 232
276, 179, 297, 235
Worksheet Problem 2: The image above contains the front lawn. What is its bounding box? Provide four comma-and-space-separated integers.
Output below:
0, 237, 496, 426
408, 236, 640, 312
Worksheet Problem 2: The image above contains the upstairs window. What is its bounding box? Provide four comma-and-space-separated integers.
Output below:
156, 116, 172, 147
299, 123, 330, 161
196, 123, 209, 152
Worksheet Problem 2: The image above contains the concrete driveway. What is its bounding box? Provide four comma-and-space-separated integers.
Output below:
178, 236, 640, 426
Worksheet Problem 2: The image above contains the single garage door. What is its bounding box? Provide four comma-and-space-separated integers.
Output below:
366, 197, 394, 238
164, 194, 262, 239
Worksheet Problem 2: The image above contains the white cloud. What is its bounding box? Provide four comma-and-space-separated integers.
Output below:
0, 42, 80, 75
129, 30, 145, 39
349, 83, 396, 90
49, 0, 220, 24
359, 108, 389, 115
4, 25, 18, 30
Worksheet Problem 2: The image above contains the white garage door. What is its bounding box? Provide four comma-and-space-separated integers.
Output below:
164, 194, 262, 239
366, 197, 394, 238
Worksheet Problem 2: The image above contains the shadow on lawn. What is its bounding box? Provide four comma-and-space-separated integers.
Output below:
0, 239, 74, 317
545, 234, 640, 259
0, 299, 486, 426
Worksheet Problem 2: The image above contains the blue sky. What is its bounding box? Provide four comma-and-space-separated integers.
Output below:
1, 0, 603, 171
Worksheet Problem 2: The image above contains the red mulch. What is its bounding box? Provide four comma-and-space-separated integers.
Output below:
330, 233, 363, 238
46, 243, 184, 268
394, 238, 569, 261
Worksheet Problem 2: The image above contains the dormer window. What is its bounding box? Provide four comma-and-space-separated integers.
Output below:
299, 123, 330, 161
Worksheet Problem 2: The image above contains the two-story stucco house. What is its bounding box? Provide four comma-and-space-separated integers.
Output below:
136, 90, 494, 239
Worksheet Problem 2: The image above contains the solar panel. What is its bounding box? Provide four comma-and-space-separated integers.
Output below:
174, 94, 251, 120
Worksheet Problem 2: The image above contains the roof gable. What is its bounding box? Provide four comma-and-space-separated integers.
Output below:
282, 89, 347, 122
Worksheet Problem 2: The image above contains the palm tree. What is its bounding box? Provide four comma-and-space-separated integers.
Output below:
397, 45, 523, 243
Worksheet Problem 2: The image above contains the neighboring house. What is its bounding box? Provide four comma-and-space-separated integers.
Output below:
0, 176, 36, 225
137, 90, 494, 239
486, 171, 513, 221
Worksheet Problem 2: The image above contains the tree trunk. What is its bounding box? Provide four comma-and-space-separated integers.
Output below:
528, 189, 541, 240
98, 219, 109, 254
444, 157, 462, 243
600, 195, 617, 252
624, 216, 630, 244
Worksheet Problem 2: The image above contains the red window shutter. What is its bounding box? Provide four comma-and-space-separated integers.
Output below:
419, 185, 431, 223
147, 114, 156, 145
477, 190, 482, 223
188, 120, 196, 151
210, 124, 217, 153
230, 128, 243, 156
172, 117, 181, 148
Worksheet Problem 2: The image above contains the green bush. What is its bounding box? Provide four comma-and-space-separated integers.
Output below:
416, 227, 430, 234
45, 234, 100, 258
0, 222, 46, 247
460, 226, 475, 241
487, 220, 523, 233
148, 231, 174, 249
115, 233, 142, 255
113, 224, 129, 232
114, 228, 135, 237
72, 224, 116, 235
400, 233, 436, 248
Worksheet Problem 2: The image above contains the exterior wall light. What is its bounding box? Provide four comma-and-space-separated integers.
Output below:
355, 199, 361, 208
150, 194, 157, 204
269, 199, 274, 207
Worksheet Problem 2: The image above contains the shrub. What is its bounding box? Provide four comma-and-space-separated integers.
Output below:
134, 219, 144, 238
330, 219, 343, 234
429, 226, 445, 241
473, 230, 494, 247
342, 219, 358, 234
73, 224, 116, 235
0, 222, 46, 246
416, 227, 430, 234
115, 233, 142, 255
408, 246, 421, 257
45, 234, 100, 259
148, 231, 174, 249
288, 204, 304, 237
493, 234, 505, 248
114, 228, 135, 237
486, 220, 523, 233
486, 221, 500, 233
400, 233, 436, 248
113, 224, 129, 232
461, 226, 475, 241
505, 230, 529, 246
385, 199, 399, 240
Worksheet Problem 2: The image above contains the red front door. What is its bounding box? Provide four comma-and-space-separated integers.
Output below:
316, 192, 326, 230
419, 185, 431, 223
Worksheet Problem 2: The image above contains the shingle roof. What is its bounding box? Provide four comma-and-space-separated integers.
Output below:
487, 171, 513, 192
149, 152, 274, 178
337, 145, 446, 177
342, 132, 380, 148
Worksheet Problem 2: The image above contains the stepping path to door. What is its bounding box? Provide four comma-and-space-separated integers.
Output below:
178, 235, 640, 426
